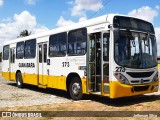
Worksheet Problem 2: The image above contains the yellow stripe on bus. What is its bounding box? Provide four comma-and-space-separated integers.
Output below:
2, 72, 10, 80
1, 72, 87, 94
158, 64, 160, 69
3, 72, 158, 98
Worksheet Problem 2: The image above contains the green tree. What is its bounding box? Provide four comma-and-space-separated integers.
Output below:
17, 29, 31, 38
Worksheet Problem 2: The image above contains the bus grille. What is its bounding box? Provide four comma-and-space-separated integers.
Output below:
126, 72, 154, 78
130, 79, 150, 84
133, 86, 149, 92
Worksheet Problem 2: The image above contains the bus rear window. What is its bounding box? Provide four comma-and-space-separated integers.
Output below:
3, 45, 9, 60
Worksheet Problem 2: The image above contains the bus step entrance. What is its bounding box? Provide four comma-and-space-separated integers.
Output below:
91, 75, 101, 92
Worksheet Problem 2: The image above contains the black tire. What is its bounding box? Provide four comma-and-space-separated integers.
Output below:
16, 72, 23, 88
69, 77, 83, 100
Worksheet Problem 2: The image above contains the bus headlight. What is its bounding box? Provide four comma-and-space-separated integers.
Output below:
114, 73, 130, 84
152, 72, 159, 82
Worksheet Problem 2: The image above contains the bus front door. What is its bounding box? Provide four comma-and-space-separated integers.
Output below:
38, 43, 48, 86
87, 32, 101, 93
101, 32, 110, 94
87, 32, 110, 94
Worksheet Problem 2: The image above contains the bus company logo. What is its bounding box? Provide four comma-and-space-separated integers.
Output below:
2, 112, 11, 117
19, 63, 35, 68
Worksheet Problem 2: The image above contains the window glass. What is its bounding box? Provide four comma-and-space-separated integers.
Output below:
39, 45, 42, 63
3, 45, 9, 60
113, 16, 154, 33
10, 48, 15, 63
114, 30, 157, 68
24, 39, 36, 58
16, 42, 24, 59
68, 28, 87, 56
49, 32, 67, 57
44, 44, 47, 63
103, 33, 110, 61
13, 49, 15, 63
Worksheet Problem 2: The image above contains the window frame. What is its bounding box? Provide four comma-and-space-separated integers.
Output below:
3, 45, 9, 60
24, 39, 36, 59
16, 41, 24, 59
49, 32, 67, 57
67, 28, 87, 56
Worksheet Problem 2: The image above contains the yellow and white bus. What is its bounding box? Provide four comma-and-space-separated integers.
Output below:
2, 14, 159, 100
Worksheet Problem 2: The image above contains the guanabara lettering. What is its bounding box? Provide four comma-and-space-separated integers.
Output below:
19, 63, 35, 68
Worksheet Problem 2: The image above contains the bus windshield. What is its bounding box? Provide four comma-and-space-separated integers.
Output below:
114, 30, 157, 69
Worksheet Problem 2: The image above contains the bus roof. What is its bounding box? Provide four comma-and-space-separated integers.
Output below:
2, 14, 151, 46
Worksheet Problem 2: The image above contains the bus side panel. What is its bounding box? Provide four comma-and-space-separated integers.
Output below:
47, 76, 58, 88
158, 64, 160, 78
10, 72, 16, 81
47, 75, 86, 92
2, 59, 10, 80
47, 75, 66, 90
2, 72, 10, 80
18, 58, 38, 86
81, 78, 87, 94
47, 57, 68, 90
23, 73, 38, 86
57, 76, 66, 90
67, 56, 87, 94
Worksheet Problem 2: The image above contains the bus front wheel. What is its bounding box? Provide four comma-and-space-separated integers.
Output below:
16, 72, 23, 88
69, 77, 83, 100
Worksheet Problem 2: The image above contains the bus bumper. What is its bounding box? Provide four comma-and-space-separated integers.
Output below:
109, 81, 159, 98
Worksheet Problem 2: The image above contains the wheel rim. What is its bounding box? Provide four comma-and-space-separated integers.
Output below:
72, 83, 80, 96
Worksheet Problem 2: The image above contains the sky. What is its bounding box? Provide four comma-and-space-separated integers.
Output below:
0, 0, 160, 55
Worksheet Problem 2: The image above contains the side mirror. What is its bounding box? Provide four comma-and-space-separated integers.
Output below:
108, 24, 119, 29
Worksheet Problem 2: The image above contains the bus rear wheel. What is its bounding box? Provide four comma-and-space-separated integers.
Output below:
69, 77, 83, 100
16, 72, 23, 88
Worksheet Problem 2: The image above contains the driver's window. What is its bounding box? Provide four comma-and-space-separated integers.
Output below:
141, 34, 152, 55
149, 37, 153, 55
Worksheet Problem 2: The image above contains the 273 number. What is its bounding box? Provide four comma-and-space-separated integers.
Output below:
62, 62, 70, 67
115, 67, 125, 72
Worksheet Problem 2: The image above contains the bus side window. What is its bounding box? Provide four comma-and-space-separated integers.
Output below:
3, 45, 9, 60
24, 39, 36, 59
39, 45, 42, 63
49, 32, 67, 57
68, 28, 87, 56
16, 41, 24, 59
44, 44, 47, 63
10, 48, 15, 63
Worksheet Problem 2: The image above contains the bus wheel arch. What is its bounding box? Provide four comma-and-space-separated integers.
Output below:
16, 70, 23, 88
66, 73, 83, 100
